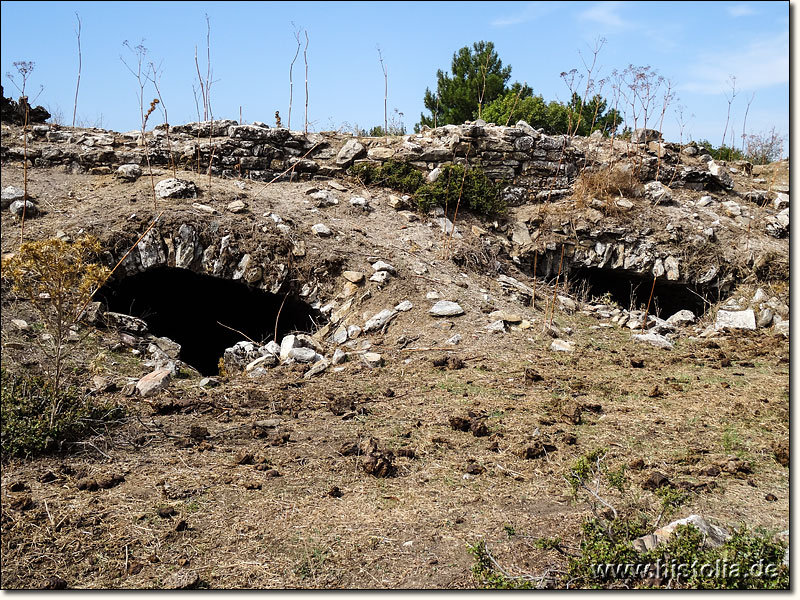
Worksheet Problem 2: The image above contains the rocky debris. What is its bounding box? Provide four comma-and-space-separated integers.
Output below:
227, 199, 246, 213
102, 311, 149, 333
765, 208, 789, 238
632, 332, 673, 349
136, 368, 173, 397
631, 128, 662, 144
550, 339, 575, 353
311, 223, 332, 237
336, 139, 366, 167
224, 341, 262, 372
644, 181, 672, 204
116, 164, 142, 180
1, 185, 25, 209
310, 190, 339, 207
371, 260, 396, 275
362, 352, 384, 368
394, 300, 413, 312
154, 178, 197, 199
708, 161, 734, 189
287, 347, 320, 363
429, 301, 464, 317
715, 309, 756, 331
774, 320, 789, 338
632, 515, 729, 553
364, 308, 397, 332
666, 309, 696, 327
342, 270, 364, 284
9, 199, 38, 218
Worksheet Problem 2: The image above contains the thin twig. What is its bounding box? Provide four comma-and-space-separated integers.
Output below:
216, 321, 257, 344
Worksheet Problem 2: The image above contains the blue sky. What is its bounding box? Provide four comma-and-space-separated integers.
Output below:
0, 1, 790, 153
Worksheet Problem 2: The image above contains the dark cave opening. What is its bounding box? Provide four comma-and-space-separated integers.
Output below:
96, 266, 321, 376
566, 266, 720, 318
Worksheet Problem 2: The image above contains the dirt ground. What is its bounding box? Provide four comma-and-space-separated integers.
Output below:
0, 135, 790, 589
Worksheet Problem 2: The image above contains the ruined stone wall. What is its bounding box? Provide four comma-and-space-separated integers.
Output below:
1, 119, 583, 205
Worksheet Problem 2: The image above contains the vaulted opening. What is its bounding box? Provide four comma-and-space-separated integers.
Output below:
565, 266, 722, 318
96, 266, 321, 375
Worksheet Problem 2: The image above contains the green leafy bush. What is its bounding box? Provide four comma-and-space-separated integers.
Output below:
416, 164, 505, 216
349, 160, 506, 217
1, 368, 122, 458
348, 159, 425, 194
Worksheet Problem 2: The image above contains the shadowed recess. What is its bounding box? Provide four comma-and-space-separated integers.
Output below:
565, 266, 723, 318
96, 266, 320, 375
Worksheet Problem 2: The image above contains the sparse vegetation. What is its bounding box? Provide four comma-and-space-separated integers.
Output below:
1, 236, 110, 412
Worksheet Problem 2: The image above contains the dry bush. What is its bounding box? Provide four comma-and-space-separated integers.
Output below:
571, 163, 642, 211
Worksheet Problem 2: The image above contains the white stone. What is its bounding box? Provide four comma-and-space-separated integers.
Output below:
715, 309, 756, 331
426, 291, 441, 300
136, 369, 172, 397
550, 339, 575, 353
632, 332, 674, 349
666, 310, 696, 327
446, 334, 462, 345
429, 301, 464, 317
486, 320, 506, 333
370, 271, 390, 284
288, 347, 319, 363
347, 325, 362, 339
332, 349, 347, 365
774, 320, 789, 338
311, 223, 332, 237
362, 352, 384, 368
395, 300, 413, 312
371, 260, 396, 274
279, 334, 301, 360
364, 309, 396, 332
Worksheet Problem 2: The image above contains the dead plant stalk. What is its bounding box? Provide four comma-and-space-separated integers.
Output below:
547, 245, 565, 329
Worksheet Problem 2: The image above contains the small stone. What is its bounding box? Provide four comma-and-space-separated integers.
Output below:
287, 347, 319, 363
116, 164, 142, 181
429, 301, 464, 317
311, 223, 332, 237
364, 309, 396, 332
136, 369, 172, 397
164, 570, 200, 590
227, 199, 246, 213
550, 339, 574, 353
486, 320, 506, 333
342, 271, 364, 284
370, 271, 390, 284
371, 260, 396, 274
632, 333, 673, 349
715, 309, 756, 331
154, 178, 196, 199
395, 300, 413, 312
362, 352, 384, 368
331, 348, 347, 365
446, 334, 462, 345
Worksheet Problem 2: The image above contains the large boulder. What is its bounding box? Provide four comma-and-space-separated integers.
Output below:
335, 139, 366, 167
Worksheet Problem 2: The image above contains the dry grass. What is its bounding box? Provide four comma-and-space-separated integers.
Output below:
570, 163, 642, 212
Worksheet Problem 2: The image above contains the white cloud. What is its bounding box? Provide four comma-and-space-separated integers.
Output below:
727, 4, 757, 18
577, 1, 634, 32
491, 2, 561, 27
680, 32, 788, 94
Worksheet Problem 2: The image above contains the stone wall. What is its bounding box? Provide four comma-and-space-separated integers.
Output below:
1, 119, 583, 205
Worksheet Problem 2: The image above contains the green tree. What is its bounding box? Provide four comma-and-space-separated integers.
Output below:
418, 41, 511, 129
482, 86, 621, 137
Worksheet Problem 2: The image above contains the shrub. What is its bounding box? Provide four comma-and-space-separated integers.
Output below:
1, 368, 122, 458
349, 160, 507, 217
1, 236, 110, 424
348, 159, 425, 194
470, 448, 789, 589
415, 164, 505, 216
